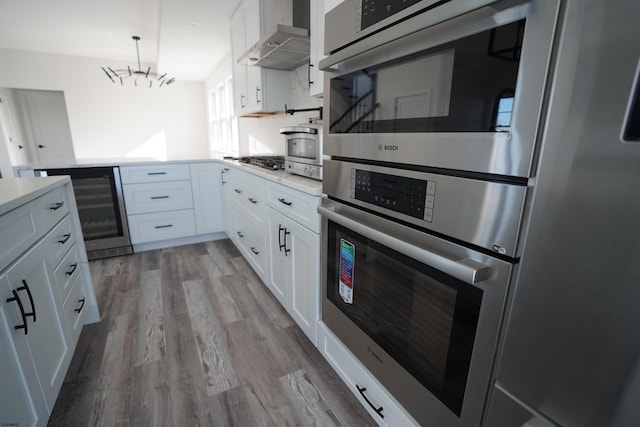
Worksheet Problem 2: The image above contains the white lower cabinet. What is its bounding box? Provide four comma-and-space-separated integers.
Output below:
233, 207, 268, 282
267, 207, 320, 344
317, 322, 420, 427
190, 162, 224, 235
4, 236, 71, 414
0, 179, 99, 427
121, 162, 224, 247
220, 166, 235, 239
0, 274, 47, 427
220, 165, 322, 346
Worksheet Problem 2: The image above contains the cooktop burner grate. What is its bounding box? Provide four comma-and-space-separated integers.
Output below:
239, 155, 285, 170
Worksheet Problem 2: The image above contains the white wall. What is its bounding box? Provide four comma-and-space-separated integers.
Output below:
0, 48, 209, 161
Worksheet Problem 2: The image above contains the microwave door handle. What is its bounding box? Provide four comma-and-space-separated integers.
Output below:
318, 205, 490, 286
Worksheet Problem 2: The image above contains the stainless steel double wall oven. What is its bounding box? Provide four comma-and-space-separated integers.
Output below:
319, 0, 561, 425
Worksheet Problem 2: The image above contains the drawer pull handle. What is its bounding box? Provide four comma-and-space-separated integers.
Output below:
356, 385, 384, 419
6, 290, 29, 335
155, 224, 173, 229
234, 189, 242, 194
248, 197, 258, 204
150, 195, 169, 199
50, 201, 64, 210
250, 247, 260, 255
74, 298, 86, 314
147, 172, 167, 175
58, 233, 72, 244
278, 198, 293, 206
237, 231, 244, 238
65, 263, 78, 276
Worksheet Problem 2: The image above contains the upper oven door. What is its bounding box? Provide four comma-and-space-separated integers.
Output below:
322, 0, 561, 178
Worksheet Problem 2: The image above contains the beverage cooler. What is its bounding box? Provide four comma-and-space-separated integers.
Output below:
36, 166, 132, 260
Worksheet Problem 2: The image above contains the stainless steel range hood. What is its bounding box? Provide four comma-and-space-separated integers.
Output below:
238, 24, 310, 70
237, 0, 310, 71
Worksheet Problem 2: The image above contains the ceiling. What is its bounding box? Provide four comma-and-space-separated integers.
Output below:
0, 0, 244, 81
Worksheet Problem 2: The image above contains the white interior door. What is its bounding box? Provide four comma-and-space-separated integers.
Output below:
0, 94, 26, 176
16, 90, 75, 164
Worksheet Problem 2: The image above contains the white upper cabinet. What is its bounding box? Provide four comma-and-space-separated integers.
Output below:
230, 0, 291, 116
309, 0, 326, 97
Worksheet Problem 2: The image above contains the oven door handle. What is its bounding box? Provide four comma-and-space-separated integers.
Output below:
318, 205, 491, 285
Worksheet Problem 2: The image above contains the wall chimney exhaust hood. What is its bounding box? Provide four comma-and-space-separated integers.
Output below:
237, 0, 310, 71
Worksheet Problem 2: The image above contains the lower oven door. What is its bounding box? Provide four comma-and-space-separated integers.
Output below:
319, 200, 515, 426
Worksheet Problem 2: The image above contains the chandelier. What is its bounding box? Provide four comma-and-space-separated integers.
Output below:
101, 36, 175, 88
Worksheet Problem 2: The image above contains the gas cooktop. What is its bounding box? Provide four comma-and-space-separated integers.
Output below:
238, 155, 285, 170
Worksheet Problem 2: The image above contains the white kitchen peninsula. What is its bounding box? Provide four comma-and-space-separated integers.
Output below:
0, 176, 99, 427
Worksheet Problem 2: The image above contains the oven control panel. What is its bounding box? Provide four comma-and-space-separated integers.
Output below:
351, 169, 435, 222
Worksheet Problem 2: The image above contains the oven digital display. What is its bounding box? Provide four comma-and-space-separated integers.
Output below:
353, 169, 435, 222
360, 0, 439, 31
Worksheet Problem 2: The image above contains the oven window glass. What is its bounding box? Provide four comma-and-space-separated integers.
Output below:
327, 220, 483, 415
329, 19, 525, 134
287, 137, 317, 159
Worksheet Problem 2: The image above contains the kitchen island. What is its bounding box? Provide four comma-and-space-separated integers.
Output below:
0, 176, 99, 427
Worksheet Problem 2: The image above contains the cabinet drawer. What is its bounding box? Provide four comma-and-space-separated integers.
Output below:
128, 210, 196, 244
36, 185, 69, 232
43, 215, 76, 269
53, 244, 81, 303
232, 171, 266, 224
120, 164, 191, 184
61, 272, 87, 347
318, 323, 419, 427
233, 208, 267, 281
266, 181, 321, 233
0, 201, 39, 273
123, 181, 194, 214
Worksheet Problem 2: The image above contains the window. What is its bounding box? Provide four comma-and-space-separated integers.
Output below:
208, 75, 238, 156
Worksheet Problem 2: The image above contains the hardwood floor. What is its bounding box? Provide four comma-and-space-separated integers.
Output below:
48, 240, 376, 427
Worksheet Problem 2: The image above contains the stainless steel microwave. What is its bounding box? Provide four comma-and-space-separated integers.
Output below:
321, 0, 561, 178
281, 124, 323, 180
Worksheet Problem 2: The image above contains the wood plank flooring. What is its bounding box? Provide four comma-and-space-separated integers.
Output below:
48, 240, 376, 427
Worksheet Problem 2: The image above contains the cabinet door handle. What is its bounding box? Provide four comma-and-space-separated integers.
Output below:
6, 289, 28, 335
221, 170, 227, 184
50, 201, 64, 210
38, 144, 47, 149
309, 61, 314, 85
150, 195, 169, 199
240, 94, 246, 108
237, 231, 244, 238
278, 197, 292, 206
17, 280, 36, 323
74, 298, 86, 314
356, 385, 384, 419
154, 224, 173, 229
283, 228, 291, 256
147, 172, 167, 175
234, 188, 242, 194
256, 87, 261, 103
250, 247, 260, 255
248, 197, 257, 204
278, 224, 285, 252
58, 233, 72, 244
65, 263, 78, 276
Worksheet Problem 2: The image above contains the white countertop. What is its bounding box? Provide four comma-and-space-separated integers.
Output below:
221, 160, 323, 196
15, 157, 324, 197
0, 176, 70, 216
